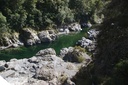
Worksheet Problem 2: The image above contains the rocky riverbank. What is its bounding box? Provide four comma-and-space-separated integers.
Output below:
0, 47, 91, 85
0, 23, 82, 50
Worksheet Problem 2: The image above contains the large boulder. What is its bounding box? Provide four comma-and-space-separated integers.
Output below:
61, 47, 91, 63
19, 28, 41, 46
60, 47, 74, 58
87, 29, 99, 40
68, 23, 82, 32
36, 48, 56, 56
38, 30, 56, 43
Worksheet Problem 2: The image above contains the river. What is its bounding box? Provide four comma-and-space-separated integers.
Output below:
0, 28, 88, 61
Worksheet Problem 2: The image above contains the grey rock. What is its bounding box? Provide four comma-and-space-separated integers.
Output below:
60, 47, 91, 63
0, 70, 15, 78
36, 48, 56, 56
0, 66, 5, 72
60, 47, 74, 58
68, 23, 82, 32
35, 68, 58, 81
38, 30, 56, 42
12, 44, 19, 48
87, 29, 99, 40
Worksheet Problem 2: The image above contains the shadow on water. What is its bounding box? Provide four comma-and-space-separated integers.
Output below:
0, 28, 88, 61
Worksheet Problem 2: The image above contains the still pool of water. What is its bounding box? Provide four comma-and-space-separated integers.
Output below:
0, 29, 88, 61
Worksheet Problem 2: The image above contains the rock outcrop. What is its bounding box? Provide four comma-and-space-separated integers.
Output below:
20, 28, 41, 46
0, 48, 91, 85
38, 30, 57, 43
60, 47, 91, 63
76, 29, 99, 52
58, 23, 82, 35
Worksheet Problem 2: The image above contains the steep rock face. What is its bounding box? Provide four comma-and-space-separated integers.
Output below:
0, 48, 91, 85
19, 29, 41, 46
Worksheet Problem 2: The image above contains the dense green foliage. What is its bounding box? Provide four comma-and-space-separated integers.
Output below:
0, 0, 104, 33
73, 0, 128, 85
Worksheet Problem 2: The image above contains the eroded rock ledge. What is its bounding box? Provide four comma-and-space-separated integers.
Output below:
0, 47, 91, 85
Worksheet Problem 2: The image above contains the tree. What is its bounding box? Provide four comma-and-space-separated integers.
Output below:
0, 12, 7, 33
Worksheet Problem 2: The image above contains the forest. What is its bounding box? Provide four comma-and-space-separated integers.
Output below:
0, 0, 104, 33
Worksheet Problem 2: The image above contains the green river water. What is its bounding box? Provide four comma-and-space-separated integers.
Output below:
0, 29, 87, 61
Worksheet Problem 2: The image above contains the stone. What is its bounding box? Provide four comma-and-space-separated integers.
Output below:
38, 30, 56, 43
36, 48, 56, 56
63, 47, 90, 63
19, 28, 41, 46
68, 23, 82, 32
0, 70, 15, 78
64, 29, 70, 34
87, 29, 99, 40
12, 44, 19, 48
0, 66, 5, 72
60, 47, 74, 58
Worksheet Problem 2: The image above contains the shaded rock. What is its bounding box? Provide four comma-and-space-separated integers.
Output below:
61, 47, 91, 63
20, 28, 41, 46
0, 66, 5, 72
